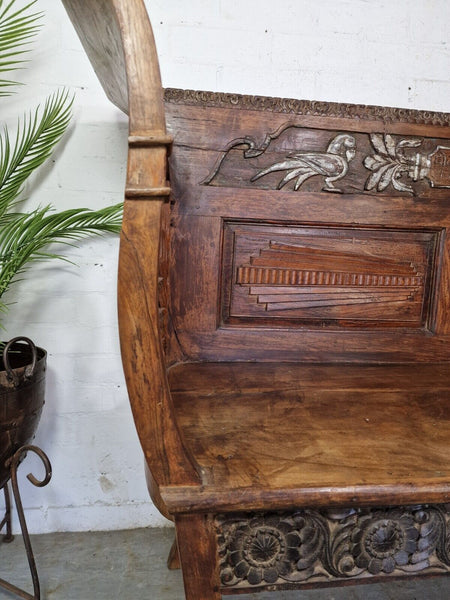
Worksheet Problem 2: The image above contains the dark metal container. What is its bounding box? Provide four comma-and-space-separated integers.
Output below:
0, 338, 46, 489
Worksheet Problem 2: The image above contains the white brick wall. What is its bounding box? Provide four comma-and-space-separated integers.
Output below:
3, 0, 448, 534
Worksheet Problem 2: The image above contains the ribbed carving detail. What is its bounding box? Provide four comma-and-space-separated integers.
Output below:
237, 243, 423, 312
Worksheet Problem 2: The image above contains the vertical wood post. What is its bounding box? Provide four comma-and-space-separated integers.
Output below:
175, 514, 222, 600
60, 0, 202, 489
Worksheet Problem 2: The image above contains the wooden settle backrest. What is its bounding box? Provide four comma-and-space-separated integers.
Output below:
163, 93, 450, 364
61, 0, 450, 373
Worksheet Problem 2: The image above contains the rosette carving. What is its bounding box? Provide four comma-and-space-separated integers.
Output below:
215, 505, 450, 590
351, 510, 420, 574
216, 512, 325, 586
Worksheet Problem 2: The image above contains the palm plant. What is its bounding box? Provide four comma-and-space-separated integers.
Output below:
0, 0, 122, 321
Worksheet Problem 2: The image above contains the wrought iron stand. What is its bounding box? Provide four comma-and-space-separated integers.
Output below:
0, 445, 52, 600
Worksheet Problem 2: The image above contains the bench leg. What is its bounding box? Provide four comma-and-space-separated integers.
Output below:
167, 536, 180, 570
175, 513, 221, 600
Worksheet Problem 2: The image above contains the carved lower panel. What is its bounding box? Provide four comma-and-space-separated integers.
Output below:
215, 505, 450, 590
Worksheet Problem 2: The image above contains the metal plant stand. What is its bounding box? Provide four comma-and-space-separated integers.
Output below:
0, 445, 52, 600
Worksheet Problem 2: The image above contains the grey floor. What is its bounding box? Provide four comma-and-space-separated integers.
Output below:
0, 528, 448, 599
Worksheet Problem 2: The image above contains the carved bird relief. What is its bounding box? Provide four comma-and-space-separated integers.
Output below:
250, 134, 357, 192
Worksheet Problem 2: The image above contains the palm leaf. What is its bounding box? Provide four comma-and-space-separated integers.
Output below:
0, 203, 123, 302
0, 88, 73, 216
0, 1, 123, 324
0, 0, 42, 93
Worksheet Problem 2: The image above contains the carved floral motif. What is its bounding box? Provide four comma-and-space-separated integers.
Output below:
222, 515, 302, 585
351, 511, 420, 574
364, 134, 450, 193
216, 505, 450, 589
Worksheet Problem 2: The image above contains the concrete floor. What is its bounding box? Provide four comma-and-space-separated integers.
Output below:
0, 528, 448, 599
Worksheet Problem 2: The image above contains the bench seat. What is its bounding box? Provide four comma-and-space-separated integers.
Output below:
165, 362, 450, 513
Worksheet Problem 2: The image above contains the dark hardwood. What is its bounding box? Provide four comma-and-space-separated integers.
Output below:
164, 99, 450, 363
167, 362, 450, 511
175, 514, 221, 600
167, 537, 180, 570
62, 1, 450, 598
216, 506, 450, 590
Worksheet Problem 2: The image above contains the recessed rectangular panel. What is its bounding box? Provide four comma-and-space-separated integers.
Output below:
222, 222, 439, 328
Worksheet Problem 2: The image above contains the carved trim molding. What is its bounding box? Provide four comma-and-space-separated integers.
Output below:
164, 88, 450, 127
216, 505, 450, 589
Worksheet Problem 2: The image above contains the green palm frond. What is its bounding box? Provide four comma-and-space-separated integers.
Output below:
0, 0, 123, 324
0, 0, 42, 93
0, 88, 73, 216
0, 203, 123, 301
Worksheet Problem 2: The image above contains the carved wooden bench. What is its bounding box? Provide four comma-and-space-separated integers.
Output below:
62, 1, 450, 598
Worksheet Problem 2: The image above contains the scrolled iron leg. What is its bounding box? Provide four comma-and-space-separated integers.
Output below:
1, 483, 14, 543
0, 444, 52, 600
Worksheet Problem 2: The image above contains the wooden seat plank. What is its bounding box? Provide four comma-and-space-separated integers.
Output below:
169, 363, 450, 508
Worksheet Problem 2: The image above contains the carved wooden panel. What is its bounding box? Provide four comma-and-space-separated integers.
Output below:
222, 222, 440, 328
430, 146, 450, 188
203, 126, 450, 196
165, 96, 450, 362
215, 505, 450, 590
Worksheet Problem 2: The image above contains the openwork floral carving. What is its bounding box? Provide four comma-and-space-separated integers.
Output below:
351, 511, 419, 574
216, 505, 450, 589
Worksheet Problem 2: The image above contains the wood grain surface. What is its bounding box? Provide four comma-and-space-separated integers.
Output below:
165, 362, 450, 512
61, 1, 450, 597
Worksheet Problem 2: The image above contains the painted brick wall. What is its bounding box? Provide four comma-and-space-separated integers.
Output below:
4, 0, 448, 533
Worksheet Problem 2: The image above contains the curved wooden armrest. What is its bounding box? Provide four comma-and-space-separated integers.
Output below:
62, 0, 201, 487
118, 199, 200, 487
